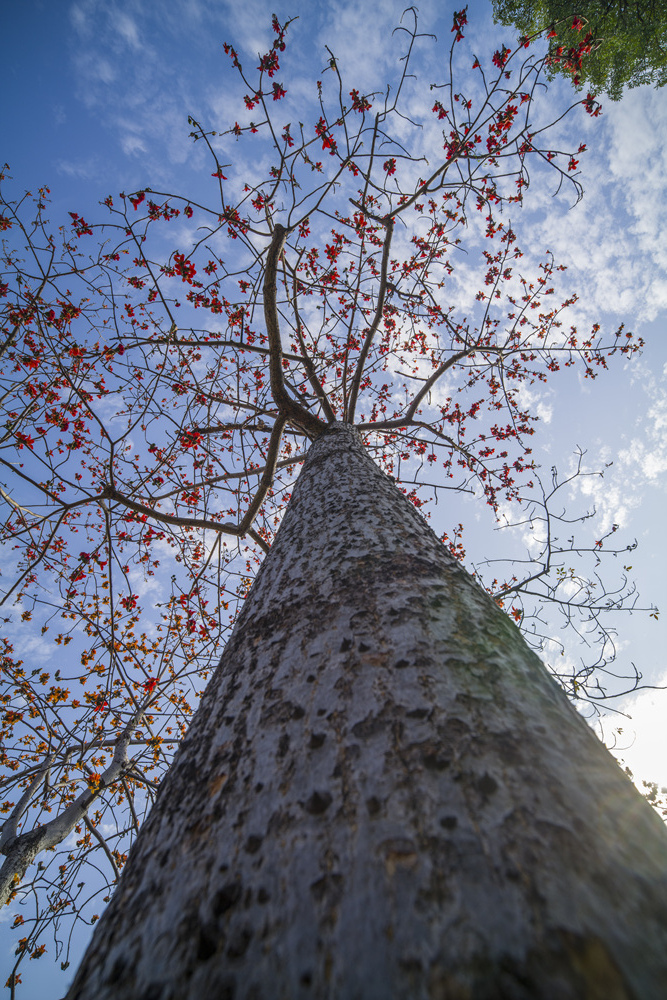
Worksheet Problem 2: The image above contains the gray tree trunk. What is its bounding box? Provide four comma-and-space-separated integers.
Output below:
67, 423, 667, 1000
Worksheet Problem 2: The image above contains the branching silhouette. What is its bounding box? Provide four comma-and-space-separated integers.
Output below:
0, 9, 656, 991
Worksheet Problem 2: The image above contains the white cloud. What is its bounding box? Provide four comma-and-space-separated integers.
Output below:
56, 155, 103, 179
77, 53, 117, 86
120, 133, 148, 158
69, 0, 93, 36
616, 360, 667, 488
111, 11, 142, 51
612, 675, 667, 789
522, 84, 667, 327
575, 462, 638, 534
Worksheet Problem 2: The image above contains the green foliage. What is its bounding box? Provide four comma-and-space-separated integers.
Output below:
493, 1, 667, 99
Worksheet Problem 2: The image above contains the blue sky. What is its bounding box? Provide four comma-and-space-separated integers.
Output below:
2, 0, 667, 995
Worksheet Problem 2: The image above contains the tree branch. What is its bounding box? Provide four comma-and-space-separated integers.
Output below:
263, 225, 327, 439
347, 217, 395, 422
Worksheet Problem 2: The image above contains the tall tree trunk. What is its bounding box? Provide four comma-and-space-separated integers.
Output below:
67, 424, 667, 1000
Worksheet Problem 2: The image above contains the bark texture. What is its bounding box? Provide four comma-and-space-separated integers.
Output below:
67, 424, 667, 1000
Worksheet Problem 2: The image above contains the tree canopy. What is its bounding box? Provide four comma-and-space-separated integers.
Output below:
493, 0, 667, 99
0, 8, 655, 993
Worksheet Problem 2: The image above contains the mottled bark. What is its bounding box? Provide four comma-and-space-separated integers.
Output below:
67, 424, 667, 1000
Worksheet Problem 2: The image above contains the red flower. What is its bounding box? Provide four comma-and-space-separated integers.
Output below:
350, 89, 371, 112
492, 46, 511, 70
258, 50, 279, 77
384, 158, 397, 175
69, 212, 93, 236
15, 432, 35, 450
173, 253, 196, 283
223, 42, 240, 68
451, 9, 467, 41
315, 117, 337, 154
583, 93, 602, 117
181, 430, 202, 449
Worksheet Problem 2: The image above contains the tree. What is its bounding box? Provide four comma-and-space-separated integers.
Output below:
1, 10, 665, 995
66, 422, 667, 999
492, 0, 667, 99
